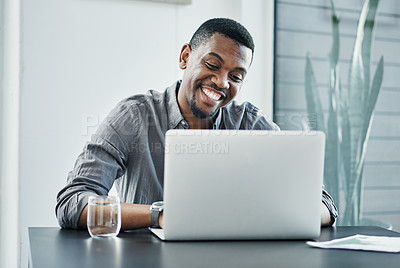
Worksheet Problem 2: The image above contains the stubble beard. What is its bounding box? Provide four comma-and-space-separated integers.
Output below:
189, 93, 219, 119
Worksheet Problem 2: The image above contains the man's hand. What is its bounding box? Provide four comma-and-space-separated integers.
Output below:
321, 202, 332, 227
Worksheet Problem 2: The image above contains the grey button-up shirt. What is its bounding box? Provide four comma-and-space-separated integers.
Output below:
56, 80, 337, 228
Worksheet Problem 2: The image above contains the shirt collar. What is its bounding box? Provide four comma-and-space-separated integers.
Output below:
166, 80, 224, 130
166, 80, 187, 129
212, 109, 222, 129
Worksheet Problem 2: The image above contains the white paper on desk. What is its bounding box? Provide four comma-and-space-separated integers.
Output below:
307, 234, 400, 253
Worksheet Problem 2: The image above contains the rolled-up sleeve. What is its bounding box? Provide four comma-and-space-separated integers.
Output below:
321, 186, 338, 226
56, 104, 137, 229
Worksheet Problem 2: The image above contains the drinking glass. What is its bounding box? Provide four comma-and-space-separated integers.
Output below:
87, 196, 121, 238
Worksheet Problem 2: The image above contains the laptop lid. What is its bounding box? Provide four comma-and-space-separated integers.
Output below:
155, 130, 325, 240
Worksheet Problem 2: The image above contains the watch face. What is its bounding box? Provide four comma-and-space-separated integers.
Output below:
152, 201, 164, 209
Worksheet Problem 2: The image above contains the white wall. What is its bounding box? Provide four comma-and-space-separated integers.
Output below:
1, 0, 275, 267
1, 0, 20, 267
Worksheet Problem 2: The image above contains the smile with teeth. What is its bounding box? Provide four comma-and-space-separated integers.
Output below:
202, 87, 222, 101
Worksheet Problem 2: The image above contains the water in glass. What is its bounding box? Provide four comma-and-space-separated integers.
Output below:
87, 196, 121, 238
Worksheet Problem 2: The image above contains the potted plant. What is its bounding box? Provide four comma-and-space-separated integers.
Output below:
305, 0, 384, 225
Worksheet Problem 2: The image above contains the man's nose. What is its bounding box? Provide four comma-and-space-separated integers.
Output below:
212, 73, 229, 90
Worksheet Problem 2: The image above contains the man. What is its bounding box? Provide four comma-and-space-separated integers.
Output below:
56, 18, 337, 230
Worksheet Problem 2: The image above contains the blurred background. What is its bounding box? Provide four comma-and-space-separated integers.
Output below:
1, 0, 399, 267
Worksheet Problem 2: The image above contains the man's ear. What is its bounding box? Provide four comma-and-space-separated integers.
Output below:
179, 44, 191, 70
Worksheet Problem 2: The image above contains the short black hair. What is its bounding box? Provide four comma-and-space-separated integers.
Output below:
189, 18, 254, 58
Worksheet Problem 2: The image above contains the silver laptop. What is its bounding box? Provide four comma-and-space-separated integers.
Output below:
150, 130, 325, 240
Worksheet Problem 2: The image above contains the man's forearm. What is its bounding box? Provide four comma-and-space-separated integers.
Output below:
80, 202, 331, 229
78, 203, 154, 230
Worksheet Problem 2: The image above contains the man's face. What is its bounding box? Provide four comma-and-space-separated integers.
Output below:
178, 33, 252, 120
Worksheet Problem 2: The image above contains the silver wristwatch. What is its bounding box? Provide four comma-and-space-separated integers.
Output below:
150, 201, 164, 228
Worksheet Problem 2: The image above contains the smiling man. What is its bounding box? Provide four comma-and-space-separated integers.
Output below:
56, 18, 337, 230
177, 31, 251, 128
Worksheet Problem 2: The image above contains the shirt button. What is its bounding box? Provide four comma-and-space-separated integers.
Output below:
181, 121, 188, 128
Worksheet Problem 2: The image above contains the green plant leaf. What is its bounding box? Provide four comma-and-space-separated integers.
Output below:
358, 56, 384, 172
348, 0, 379, 109
346, 88, 382, 223
344, 0, 381, 225
324, 0, 341, 207
329, 0, 340, 67
339, 84, 351, 199
365, 56, 384, 126
361, 0, 380, 105
305, 55, 325, 132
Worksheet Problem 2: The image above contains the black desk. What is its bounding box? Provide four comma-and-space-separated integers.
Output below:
29, 226, 400, 268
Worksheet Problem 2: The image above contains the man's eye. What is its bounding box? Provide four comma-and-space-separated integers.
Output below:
205, 62, 218, 70
230, 74, 243, 82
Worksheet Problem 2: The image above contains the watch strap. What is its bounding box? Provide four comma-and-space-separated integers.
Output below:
151, 209, 160, 228
150, 201, 164, 228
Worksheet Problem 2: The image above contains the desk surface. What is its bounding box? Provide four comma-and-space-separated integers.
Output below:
29, 226, 400, 268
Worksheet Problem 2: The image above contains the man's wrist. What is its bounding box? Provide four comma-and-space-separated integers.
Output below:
158, 212, 164, 228
150, 201, 164, 228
